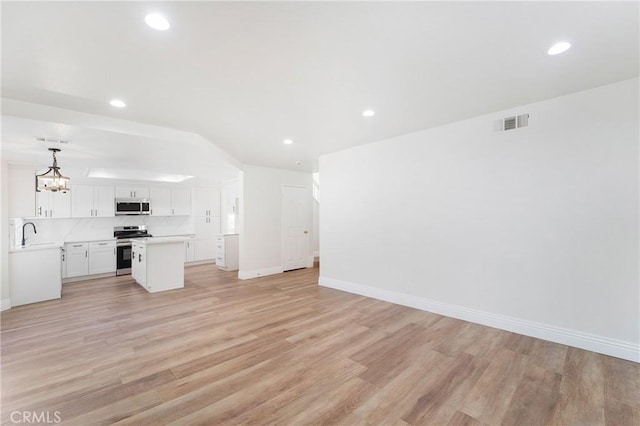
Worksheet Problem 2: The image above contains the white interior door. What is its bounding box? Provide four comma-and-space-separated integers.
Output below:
282, 185, 309, 271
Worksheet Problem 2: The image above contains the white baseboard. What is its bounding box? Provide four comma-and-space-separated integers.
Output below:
319, 276, 639, 363
63, 272, 116, 284
238, 266, 284, 280
1, 299, 11, 311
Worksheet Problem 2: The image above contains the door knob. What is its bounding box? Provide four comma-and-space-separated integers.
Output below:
304, 230, 308, 234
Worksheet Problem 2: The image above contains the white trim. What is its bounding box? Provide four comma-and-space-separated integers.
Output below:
1, 299, 11, 311
238, 266, 284, 280
186, 260, 216, 266
318, 276, 640, 363
62, 272, 116, 283
313, 250, 320, 258
306, 256, 314, 268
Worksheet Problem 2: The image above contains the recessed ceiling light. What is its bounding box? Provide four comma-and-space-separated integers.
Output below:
109, 99, 126, 108
283, 139, 293, 145
362, 109, 375, 117
547, 41, 571, 56
145, 13, 170, 31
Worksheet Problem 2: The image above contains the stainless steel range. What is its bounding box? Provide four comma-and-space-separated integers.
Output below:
114, 225, 151, 275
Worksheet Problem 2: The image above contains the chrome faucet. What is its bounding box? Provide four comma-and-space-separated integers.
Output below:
21, 222, 37, 247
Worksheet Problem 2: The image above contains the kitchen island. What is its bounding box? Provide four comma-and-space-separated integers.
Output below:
131, 237, 189, 293
9, 243, 63, 306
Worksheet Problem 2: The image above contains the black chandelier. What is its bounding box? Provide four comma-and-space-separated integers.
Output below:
35, 148, 70, 193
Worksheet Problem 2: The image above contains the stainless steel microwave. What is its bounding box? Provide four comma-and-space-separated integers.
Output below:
115, 199, 151, 215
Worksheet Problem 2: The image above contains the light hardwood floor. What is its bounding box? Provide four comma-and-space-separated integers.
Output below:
1, 263, 638, 425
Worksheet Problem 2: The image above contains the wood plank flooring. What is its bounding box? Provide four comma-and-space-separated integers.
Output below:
1, 263, 638, 425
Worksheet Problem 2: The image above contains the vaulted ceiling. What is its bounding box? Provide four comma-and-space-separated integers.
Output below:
2, 1, 638, 174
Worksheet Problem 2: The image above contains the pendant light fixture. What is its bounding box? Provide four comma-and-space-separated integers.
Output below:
36, 148, 70, 193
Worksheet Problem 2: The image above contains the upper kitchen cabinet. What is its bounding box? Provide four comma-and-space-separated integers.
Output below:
149, 187, 171, 216
193, 188, 220, 217
35, 190, 71, 218
71, 185, 115, 218
172, 188, 191, 216
150, 187, 191, 216
115, 186, 149, 199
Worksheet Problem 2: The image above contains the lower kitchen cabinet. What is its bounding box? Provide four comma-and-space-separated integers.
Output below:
64, 240, 116, 279
215, 234, 239, 271
194, 238, 216, 262
9, 246, 62, 306
64, 243, 88, 278
131, 242, 146, 287
88, 241, 116, 275
132, 239, 185, 292
184, 240, 195, 262
194, 216, 220, 262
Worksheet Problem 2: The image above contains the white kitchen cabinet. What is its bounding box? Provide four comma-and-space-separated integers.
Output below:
150, 187, 191, 216
171, 188, 191, 216
36, 190, 71, 218
150, 187, 172, 216
193, 187, 220, 262
61, 246, 67, 278
116, 186, 149, 199
193, 187, 220, 217
132, 238, 185, 293
94, 186, 115, 217
194, 215, 219, 261
184, 240, 195, 262
65, 242, 89, 278
131, 242, 146, 287
88, 240, 116, 275
221, 179, 240, 234
9, 246, 62, 306
71, 185, 115, 218
215, 234, 239, 271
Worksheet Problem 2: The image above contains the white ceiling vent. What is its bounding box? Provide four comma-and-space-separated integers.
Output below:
36, 137, 70, 144
498, 113, 529, 132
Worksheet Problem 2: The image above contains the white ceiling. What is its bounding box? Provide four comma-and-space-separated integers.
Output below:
2, 1, 638, 173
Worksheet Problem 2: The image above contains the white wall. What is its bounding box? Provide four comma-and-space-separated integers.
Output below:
239, 165, 314, 279
8, 164, 35, 218
319, 78, 639, 362
1, 161, 10, 310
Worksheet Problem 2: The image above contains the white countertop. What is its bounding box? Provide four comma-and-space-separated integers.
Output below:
9, 242, 63, 253
64, 238, 117, 243
132, 236, 191, 245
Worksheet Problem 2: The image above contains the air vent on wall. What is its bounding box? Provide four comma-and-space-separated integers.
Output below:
36, 137, 70, 144
497, 113, 529, 132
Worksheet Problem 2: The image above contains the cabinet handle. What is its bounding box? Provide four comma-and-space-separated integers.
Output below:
50, 209, 53, 217
132, 251, 135, 259
139, 254, 142, 262
172, 208, 174, 215
38, 206, 42, 216
62, 253, 65, 261
73, 244, 82, 247
85, 250, 88, 258
99, 242, 107, 245
113, 248, 116, 255
151, 209, 153, 215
